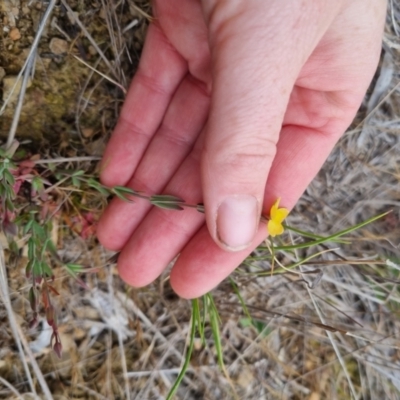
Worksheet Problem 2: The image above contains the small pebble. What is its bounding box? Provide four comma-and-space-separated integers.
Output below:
88, 45, 97, 56
49, 37, 68, 55
9, 27, 21, 41
3, 75, 32, 104
82, 128, 94, 138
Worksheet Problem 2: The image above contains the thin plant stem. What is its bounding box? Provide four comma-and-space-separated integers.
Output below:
166, 300, 197, 400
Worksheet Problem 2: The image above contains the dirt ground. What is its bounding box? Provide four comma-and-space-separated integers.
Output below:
1, 1, 400, 399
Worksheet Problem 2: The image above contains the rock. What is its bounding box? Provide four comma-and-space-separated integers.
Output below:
11, 7, 19, 17
49, 38, 69, 55
9, 27, 21, 41
84, 138, 106, 156
88, 45, 97, 56
81, 128, 94, 138
2, 75, 32, 105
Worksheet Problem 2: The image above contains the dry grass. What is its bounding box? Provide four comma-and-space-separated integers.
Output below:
1, 1, 400, 399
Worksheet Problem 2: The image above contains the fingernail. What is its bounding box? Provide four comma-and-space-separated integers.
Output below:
216, 195, 259, 251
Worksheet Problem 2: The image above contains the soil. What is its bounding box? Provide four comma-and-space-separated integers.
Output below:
0, 0, 149, 148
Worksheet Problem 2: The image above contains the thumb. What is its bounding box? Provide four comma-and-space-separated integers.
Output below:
201, 1, 339, 251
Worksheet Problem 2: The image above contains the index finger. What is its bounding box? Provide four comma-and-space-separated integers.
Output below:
101, 24, 188, 187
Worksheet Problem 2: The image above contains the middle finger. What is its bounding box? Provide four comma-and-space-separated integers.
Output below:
97, 75, 209, 250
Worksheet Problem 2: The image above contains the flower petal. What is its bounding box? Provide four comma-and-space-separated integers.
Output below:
267, 220, 284, 237
274, 208, 289, 223
270, 198, 281, 219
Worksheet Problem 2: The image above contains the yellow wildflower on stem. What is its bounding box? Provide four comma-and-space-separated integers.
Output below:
267, 198, 289, 237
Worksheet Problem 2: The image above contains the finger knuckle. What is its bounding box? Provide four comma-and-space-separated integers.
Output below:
218, 139, 277, 171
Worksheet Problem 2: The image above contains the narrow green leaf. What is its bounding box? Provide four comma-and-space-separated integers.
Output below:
31, 176, 44, 192
192, 298, 204, 343
207, 294, 224, 369
150, 194, 185, 210
113, 186, 138, 195
71, 176, 81, 187
71, 170, 86, 177
40, 239, 49, 259
46, 239, 60, 261
201, 295, 208, 340
284, 224, 350, 244
31, 221, 47, 242
150, 194, 185, 203
65, 263, 84, 274
5, 198, 15, 212
113, 192, 132, 202
5, 185, 16, 200
3, 169, 15, 186
166, 300, 197, 400
24, 219, 34, 235
32, 260, 42, 277
41, 261, 53, 277
87, 178, 100, 187
111, 187, 135, 202
151, 201, 184, 211
87, 178, 110, 195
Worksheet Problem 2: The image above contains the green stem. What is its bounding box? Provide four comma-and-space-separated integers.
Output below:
166, 300, 197, 400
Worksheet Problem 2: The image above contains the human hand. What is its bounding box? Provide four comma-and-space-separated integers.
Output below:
97, 0, 386, 298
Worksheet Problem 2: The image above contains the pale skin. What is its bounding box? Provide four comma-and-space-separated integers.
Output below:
97, 0, 387, 298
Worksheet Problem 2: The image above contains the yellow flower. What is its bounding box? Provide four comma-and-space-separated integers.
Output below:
267, 198, 289, 237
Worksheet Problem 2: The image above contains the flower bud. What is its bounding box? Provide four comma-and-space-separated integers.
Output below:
53, 341, 62, 358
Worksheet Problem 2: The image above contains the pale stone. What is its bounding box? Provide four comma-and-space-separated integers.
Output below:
49, 37, 68, 55
9, 27, 21, 41
82, 128, 94, 138
2, 75, 32, 105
